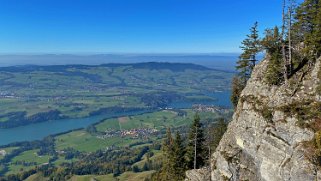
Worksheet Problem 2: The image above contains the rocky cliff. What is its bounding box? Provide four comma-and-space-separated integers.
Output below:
187, 57, 321, 181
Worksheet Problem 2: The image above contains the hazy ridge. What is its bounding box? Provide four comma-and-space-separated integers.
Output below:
0, 54, 239, 71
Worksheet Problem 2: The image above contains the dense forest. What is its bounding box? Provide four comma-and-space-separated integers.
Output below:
149, 116, 227, 181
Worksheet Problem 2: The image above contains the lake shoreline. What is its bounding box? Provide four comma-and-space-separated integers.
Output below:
0, 91, 231, 146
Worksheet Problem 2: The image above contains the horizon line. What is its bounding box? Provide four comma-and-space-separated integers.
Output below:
0, 52, 242, 56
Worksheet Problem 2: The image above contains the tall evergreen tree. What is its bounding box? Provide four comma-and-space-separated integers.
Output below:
238, 21, 261, 73
160, 127, 174, 180
204, 118, 228, 170
262, 27, 284, 85
231, 22, 261, 108
171, 131, 186, 181
157, 129, 187, 181
185, 114, 206, 169
312, 0, 321, 58
295, 0, 321, 60
210, 118, 228, 152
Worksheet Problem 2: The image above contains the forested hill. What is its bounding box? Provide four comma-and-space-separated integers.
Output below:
0, 62, 215, 73
109, 62, 213, 72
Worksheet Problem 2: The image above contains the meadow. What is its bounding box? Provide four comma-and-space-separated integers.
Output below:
0, 108, 232, 179
0, 62, 233, 180
0, 62, 233, 128
54, 109, 226, 152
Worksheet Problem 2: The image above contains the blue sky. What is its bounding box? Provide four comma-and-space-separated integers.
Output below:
0, 0, 292, 54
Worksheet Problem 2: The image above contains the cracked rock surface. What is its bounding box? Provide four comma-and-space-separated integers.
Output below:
186, 58, 321, 181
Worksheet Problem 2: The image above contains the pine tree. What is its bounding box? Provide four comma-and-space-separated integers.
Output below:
236, 53, 252, 84
232, 22, 261, 108
185, 113, 206, 169
312, 0, 321, 58
295, 0, 321, 60
238, 22, 261, 73
157, 129, 186, 181
261, 27, 284, 85
210, 118, 228, 151
204, 118, 227, 170
171, 131, 186, 181
160, 127, 174, 180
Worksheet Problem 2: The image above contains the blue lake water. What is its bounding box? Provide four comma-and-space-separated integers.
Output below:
0, 91, 231, 146
204, 91, 232, 107
169, 91, 232, 108
0, 111, 148, 146
0, 115, 105, 146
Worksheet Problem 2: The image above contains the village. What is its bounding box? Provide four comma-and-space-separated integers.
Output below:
0, 91, 17, 99
192, 104, 228, 114
0, 150, 6, 157
97, 128, 158, 139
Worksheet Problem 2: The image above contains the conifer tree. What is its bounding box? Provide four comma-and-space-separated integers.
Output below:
210, 118, 228, 152
204, 118, 227, 170
157, 129, 187, 181
172, 131, 186, 181
295, 0, 321, 60
185, 114, 206, 169
160, 127, 174, 180
262, 27, 284, 85
238, 21, 261, 73
312, 0, 321, 58
231, 22, 261, 108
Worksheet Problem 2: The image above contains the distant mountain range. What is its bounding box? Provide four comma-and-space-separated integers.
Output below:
0, 62, 219, 73
0, 54, 242, 71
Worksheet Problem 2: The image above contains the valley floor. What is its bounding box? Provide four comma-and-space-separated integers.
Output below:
0, 108, 232, 180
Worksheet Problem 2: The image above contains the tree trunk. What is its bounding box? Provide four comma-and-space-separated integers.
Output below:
194, 126, 197, 169
282, 0, 288, 82
288, 3, 293, 75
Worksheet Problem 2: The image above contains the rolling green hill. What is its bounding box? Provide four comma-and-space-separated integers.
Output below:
0, 62, 233, 128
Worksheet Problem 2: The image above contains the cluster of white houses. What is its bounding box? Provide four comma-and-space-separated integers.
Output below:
0, 150, 6, 156
98, 128, 158, 139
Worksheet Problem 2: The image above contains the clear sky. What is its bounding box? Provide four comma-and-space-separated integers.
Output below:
0, 0, 292, 54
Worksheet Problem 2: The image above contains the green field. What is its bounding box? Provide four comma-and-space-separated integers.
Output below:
7, 149, 51, 175
24, 173, 48, 181
117, 171, 155, 181
0, 147, 18, 160
55, 130, 146, 152
96, 109, 222, 132
133, 150, 162, 169
0, 108, 231, 178
0, 63, 233, 128
0, 63, 233, 179
68, 174, 116, 181
53, 156, 78, 167
25, 162, 157, 181
53, 110, 225, 153
66, 171, 155, 181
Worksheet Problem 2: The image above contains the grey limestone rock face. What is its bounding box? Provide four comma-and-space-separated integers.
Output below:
185, 168, 211, 181
187, 58, 321, 181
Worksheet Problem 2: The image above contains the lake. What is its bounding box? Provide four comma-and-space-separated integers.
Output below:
169, 91, 232, 108
0, 110, 148, 146
0, 91, 231, 146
